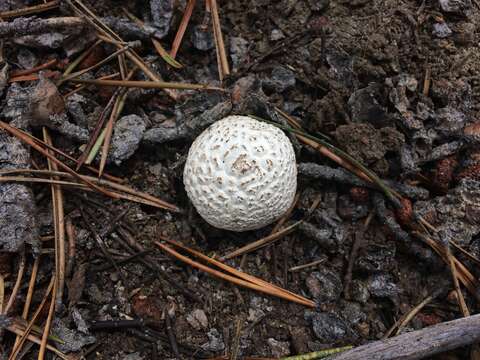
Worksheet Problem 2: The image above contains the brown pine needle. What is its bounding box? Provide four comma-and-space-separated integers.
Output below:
208, 0, 230, 80
10, 59, 58, 77
12, 256, 41, 352
0, 120, 118, 198
4, 252, 26, 314
0, 1, 59, 19
120, 7, 183, 69
76, 89, 120, 171
67, 0, 179, 100
162, 238, 312, 304
13, 124, 123, 183
170, 0, 196, 58
6, 312, 71, 360
221, 221, 302, 260
60, 44, 134, 83
43, 129, 66, 313
0, 171, 179, 212
9, 277, 55, 360
68, 78, 224, 91
155, 240, 315, 307
39, 279, 56, 360
98, 91, 124, 177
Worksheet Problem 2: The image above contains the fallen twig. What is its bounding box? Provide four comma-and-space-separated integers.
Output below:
0, 1, 60, 19
0, 16, 85, 38
329, 314, 480, 360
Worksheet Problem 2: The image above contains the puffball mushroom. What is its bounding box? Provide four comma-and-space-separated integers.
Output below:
183, 115, 297, 231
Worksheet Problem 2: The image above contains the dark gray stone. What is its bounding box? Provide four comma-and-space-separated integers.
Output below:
311, 312, 349, 342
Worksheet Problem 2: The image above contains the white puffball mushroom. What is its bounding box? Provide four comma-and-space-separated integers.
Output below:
183, 115, 297, 231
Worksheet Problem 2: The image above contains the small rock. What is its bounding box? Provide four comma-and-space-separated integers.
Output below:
311, 312, 348, 342
356, 243, 396, 273
367, 273, 400, 298
341, 301, 367, 326
109, 115, 146, 165
351, 280, 370, 304
439, 0, 472, 16
232, 75, 260, 106
306, 268, 342, 302
308, 0, 330, 11
192, 25, 214, 51
348, 83, 390, 128
432, 22, 452, 38
230, 37, 249, 72
299, 221, 335, 250
435, 107, 467, 138
267, 338, 291, 358
270, 29, 285, 41
65, 93, 98, 128
337, 194, 369, 221
290, 327, 310, 354
186, 309, 209, 330
149, 0, 173, 38
16, 48, 38, 69
52, 317, 96, 352
263, 66, 296, 93
201, 328, 225, 352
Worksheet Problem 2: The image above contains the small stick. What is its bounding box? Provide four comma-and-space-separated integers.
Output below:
289, 258, 327, 273
80, 207, 127, 285
65, 217, 76, 278
0, 16, 85, 37
344, 212, 374, 299
0, 1, 59, 19
165, 302, 180, 359
68, 78, 224, 91
331, 314, 480, 360
170, 0, 196, 58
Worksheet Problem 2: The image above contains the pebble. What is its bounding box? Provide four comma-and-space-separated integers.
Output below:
311, 312, 348, 342
432, 22, 452, 38
367, 273, 400, 298
270, 29, 285, 41
438, 0, 472, 16
356, 243, 396, 273
186, 309, 209, 330
267, 338, 291, 357
109, 114, 146, 165
201, 328, 225, 352
435, 106, 467, 138
262, 66, 296, 93
192, 25, 214, 51
230, 36, 250, 71
306, 268, 342, 302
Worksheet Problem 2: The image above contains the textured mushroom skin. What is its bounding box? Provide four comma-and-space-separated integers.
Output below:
183, 115, 297, 231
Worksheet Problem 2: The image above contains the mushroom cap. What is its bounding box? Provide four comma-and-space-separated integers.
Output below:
183, 115, 297, 231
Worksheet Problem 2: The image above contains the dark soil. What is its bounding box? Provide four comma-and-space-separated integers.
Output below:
1, 0, 480, 359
